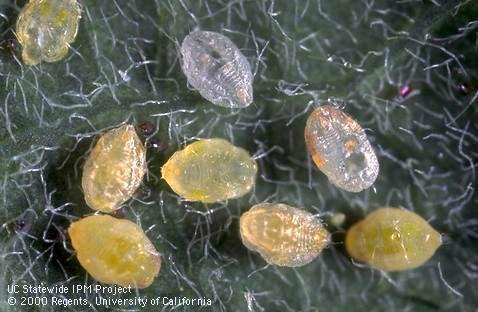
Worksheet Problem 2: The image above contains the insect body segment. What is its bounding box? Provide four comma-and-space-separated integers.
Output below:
240, 203, 330, 267
304, 105, 379, 192
82, 125, 146, 212
180, 31, 253, 108
345, 207, 442, 271
16, 0, 81, 65
68, 215, 161, 288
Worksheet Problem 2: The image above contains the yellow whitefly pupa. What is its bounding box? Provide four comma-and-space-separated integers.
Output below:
162, 138, 257, 203
16, 0, 81, 65
304, 105, 379, 192
240, 203, 330, 267
68, 215, 161, 288
82, 124, 146, 212
345, 207, 442, 272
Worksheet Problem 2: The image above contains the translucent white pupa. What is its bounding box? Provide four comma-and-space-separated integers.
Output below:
304, 105, 379, 192
180, 31, 253, 108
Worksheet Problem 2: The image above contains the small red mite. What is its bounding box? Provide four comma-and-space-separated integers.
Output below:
399, 85, 412, 98
458, 82, 469, 95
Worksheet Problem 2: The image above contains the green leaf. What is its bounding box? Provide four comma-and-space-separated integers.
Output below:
1, 0, 477, 311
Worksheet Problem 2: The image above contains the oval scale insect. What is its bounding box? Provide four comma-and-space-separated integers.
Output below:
180, 30, 253, 108
16, 0, 81, 65
68, 215, 161, 288
162, 138, 257, 203
304, 105, 379, 192
240, 203, 330, 267
82, 124, 146, 212
345, 207, 442, 272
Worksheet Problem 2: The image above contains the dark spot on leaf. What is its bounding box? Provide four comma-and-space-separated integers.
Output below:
138, 122, 155, 136
147, 137, 166, 152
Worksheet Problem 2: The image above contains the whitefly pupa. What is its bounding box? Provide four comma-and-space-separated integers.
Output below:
240, 203, 330, 267
68, 215, 161, 288
82, 124, 146, 212
180, 30, 253, 108
162, 138, 257, 203
16, 0, 81, 65
304, 105, 379, 192
345, 207, 442, 272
